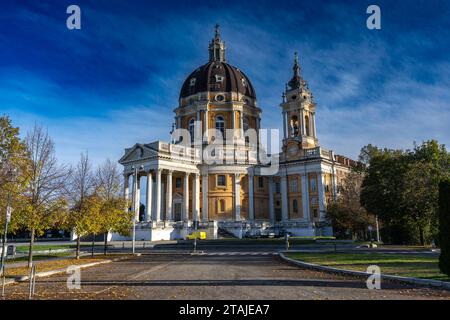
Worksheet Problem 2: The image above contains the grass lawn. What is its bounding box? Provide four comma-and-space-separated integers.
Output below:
6, 251, 75, 263
15, 243, 96, 253
286, 252, 450, 282
3, 254, 126, 278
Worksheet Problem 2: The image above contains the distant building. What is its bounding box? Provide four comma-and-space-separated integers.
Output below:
117, 26, 356, 240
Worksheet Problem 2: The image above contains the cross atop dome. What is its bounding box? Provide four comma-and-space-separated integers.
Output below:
209, 24, 226, 62
214, 24, 220, 39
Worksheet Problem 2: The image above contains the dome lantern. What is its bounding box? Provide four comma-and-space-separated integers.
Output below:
209, 24, 226, 63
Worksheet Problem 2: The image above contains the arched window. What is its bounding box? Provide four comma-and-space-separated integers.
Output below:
243, 117, 250, 146
243, 117, 249, 132
305, 115, 310, 136
290, 115, 299, 136
188, 118, 195, 143
215, 116, 225, 138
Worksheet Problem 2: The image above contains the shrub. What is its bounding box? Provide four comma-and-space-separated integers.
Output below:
438, 178, 450, 275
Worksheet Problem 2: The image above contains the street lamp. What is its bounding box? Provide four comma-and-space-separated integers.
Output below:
131, 166, 137, 255
130, 165, 144, 255
0, 164, 18, 276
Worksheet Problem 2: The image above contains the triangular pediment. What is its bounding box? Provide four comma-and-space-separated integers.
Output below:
119, 144, 158, 163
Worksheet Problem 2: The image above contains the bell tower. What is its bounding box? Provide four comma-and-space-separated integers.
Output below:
280, 52, 318, 154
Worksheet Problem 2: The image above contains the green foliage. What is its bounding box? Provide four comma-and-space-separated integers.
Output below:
0, 115, 29, 235
439, 178, 450, 275
327, 171, 375, 239
360, 140, 450, 245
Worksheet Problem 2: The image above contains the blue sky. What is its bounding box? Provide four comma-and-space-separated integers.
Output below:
1, 0, 449, 166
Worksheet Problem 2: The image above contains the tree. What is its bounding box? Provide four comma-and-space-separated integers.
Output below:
360, 140, 449, 245
439, 178, 450, 275
66, 152, 96, 259
21, 124, 68, 268
0, 116, 29, 234
327, 171, 374, 240
94, 159, 133, 254
401, 161, 439, 245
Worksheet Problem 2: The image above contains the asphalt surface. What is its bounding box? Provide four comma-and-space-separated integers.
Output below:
4, 253, 450, 300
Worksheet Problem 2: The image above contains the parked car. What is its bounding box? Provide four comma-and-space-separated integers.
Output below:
187, 231, 206, 240
278, 230, 293, 238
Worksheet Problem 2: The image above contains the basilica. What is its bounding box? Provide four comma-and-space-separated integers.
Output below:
116, 27, 357, 241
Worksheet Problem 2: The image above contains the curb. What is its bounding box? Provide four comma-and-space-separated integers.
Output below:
278, 252, 450, 291
4, 254, 138, 285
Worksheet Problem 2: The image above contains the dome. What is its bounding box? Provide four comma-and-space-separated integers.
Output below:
179, 61, 256, 99
179, 25, 256, 100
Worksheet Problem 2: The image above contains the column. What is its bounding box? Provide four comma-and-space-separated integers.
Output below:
240, 111, 244, 138
317, 172, 326, 220
124, 174, 130, 201
286, 112, 291, 137
248, 173, 254, 220
281, 174, 289, 221
312, 112, 317, 138
133, 174, 141, 222
204, 109, 209, 143
301, 174, 310, 221
183, 173, 190, 221
202, 173, 209, 221
193, 173, 200, 221
232, 110, 236, 138
282, 111, 287, 139
155, 169, 162, 222
300, 109, 305, 136
145, 171, 152, 222
166, 170, 173, 221
234, 173, 241, 221
268, 177, 275, 222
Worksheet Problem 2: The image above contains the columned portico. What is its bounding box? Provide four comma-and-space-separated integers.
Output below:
116, 30, 358, 241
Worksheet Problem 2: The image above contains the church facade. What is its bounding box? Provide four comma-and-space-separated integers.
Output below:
117, 27, 356, 241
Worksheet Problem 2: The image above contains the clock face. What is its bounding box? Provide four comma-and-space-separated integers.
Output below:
288, 145, 298, 156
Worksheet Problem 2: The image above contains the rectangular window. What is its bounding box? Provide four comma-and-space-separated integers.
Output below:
293, 199, 298, 213
313, 209, 318, 218
275, 182, 281, 194
217, 175, 226, 187
310, 178, 317, 192
290, 179, 298, 193
258, 177, 264, 189
218, 199, 225, 212
175, 178, 182, 188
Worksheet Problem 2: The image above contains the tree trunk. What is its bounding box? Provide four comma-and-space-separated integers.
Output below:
104, 232, 108, 255
419, 226, 425, 246
91, 235, 95, 258
76, 236, 81, 259
27, 228, 35, 269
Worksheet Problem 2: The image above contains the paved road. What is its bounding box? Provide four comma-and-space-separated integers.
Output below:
4, 253, 450, 300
